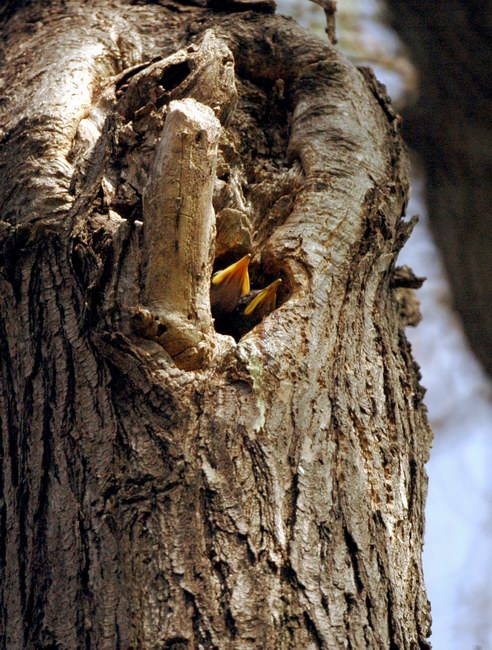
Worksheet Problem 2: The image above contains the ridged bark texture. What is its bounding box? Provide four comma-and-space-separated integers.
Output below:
0, 1, 432, 648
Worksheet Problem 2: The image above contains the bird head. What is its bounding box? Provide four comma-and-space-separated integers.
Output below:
210, 253, 251, 314
223, 278, 283, 339
243, 278, 282, 321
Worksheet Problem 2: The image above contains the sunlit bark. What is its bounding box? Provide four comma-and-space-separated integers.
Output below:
0, 1, 432, 647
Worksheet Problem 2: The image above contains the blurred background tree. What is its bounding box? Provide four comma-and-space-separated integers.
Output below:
387, 0, 492, 378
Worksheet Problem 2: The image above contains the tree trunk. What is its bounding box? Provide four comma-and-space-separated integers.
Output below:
387, 0, 492, 376
0, 1, 432, 648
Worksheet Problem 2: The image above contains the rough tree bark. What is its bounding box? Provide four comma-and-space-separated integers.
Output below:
0, 0, 432, 648
388, 0, 492, 376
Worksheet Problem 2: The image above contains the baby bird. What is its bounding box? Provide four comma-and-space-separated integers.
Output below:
230, 278, 283, 339
210, 254, 251, 316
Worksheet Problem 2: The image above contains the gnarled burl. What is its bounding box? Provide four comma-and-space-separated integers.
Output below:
0, 1, 432, 648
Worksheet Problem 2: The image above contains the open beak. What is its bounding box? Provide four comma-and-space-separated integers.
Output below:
244, 278, 282, 317
212, 254, 251, 295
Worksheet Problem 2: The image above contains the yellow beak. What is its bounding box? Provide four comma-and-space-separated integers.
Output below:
244, 278, 282, 316
212, 254, 251, 295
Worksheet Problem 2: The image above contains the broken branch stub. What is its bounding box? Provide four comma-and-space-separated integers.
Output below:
141, 98, 221, 369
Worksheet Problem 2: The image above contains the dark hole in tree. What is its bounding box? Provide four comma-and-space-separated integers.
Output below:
159, 61, 190, 92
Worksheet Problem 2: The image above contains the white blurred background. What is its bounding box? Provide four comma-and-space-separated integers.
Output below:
276, 1, 492, 647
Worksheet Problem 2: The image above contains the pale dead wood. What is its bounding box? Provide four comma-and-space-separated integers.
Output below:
138, 98, 220, 369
